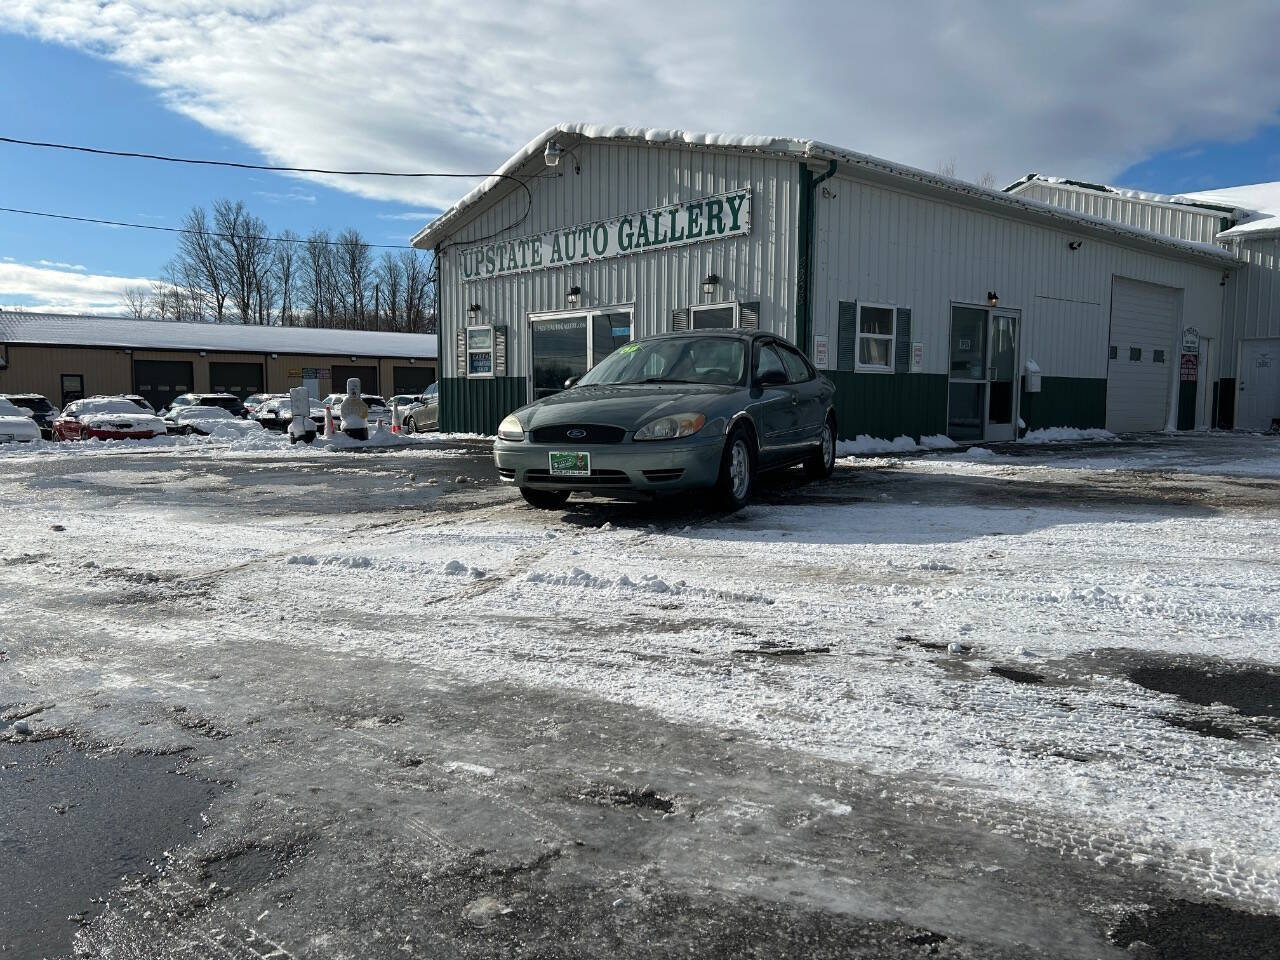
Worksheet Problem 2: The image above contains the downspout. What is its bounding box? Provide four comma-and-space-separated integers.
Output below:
796, 159, 838, 357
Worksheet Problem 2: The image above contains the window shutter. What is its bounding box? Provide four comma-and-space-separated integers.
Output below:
836, 300, 858, 372
672, 308, 689, 331
455, 328, 468, 378
493, 325, 508, 378
895, 307, 912, 374
738, 302, 760, 330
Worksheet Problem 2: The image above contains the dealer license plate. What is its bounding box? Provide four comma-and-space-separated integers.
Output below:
548, 451, 590, 477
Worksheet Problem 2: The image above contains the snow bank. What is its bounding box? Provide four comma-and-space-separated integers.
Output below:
836, 434, 957, 457
1018, 427, 1117, 444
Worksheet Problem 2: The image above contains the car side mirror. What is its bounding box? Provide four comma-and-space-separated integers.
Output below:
564, 376, 580, 389
757, 369, 788, 386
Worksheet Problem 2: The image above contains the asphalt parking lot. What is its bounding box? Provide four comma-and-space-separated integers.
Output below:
2, 432, 1280, 959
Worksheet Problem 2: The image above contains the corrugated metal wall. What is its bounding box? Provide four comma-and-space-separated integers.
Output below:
438, 140, 801, 385
1224, 237, 1280, 370
1013, 182, 1225, 244
810, 173, 1226, 389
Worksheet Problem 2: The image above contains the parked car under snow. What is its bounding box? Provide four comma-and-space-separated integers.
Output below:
253, 397, 326, 433
0, 397, 42, 444
166, 405, 266, 437
0, 393, 57, 438
53, 397, 169, 441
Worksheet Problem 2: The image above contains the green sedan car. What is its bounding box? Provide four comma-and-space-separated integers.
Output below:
494, 330, 837, 510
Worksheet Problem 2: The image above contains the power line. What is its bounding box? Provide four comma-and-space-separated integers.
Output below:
0, 134, 538, 247
0, 205, 419, 250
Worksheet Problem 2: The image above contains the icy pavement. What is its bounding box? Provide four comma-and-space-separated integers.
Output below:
1, 432, 1279, 958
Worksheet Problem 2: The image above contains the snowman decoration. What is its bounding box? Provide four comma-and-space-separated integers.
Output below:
288, 386, 317, 444
338, 378, 369, 440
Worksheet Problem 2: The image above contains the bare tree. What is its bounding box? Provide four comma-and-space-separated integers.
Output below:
400, 249, 433, 334
175, 206, 230, 322
976, 171, 996, 190
213, 199, 274, 324
273, 230, 299, 326
301, 231, 336, 328
121, 285, 150, 319
335, 229, 373, 329
375, 252, 404, 331
937, 157, 957, 179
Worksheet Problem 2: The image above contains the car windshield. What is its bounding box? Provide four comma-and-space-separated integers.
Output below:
578, 336, 747, 387
0, 399, 29, 416
75, 399, 144, 415
176, 406, 234, 421
198, 396, 241, 411
8, 396, 54, 413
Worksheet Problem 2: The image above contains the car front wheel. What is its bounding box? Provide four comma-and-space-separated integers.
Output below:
713, 423, 756, 512
404, 416, 417, 434
520, 487, 570, 510
804, 414, 837, 481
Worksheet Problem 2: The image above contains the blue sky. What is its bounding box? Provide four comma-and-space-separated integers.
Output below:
1, 1, 1279, 314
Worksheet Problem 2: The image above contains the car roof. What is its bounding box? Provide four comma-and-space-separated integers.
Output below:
636, 329, 772, 343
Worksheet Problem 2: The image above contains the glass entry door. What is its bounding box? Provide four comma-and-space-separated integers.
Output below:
947, 306, 1019, 442
531, 309, 633, 401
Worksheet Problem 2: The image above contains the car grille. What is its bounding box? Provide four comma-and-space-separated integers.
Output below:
525, 469, 630, 486
641, 469, 685, 483
528, 424, 626, 444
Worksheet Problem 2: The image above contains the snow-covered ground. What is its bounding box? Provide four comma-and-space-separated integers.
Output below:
2, 432, 1279, 955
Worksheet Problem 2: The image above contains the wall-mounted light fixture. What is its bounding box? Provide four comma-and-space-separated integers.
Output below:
987, 291, 999, 307
702, 273, 720, 296
271, 353, 278, 359
1220, 272, 1229, 287
350, 356, 358, 362
409, 358, 416, 365
543, 139, 581, 174
1067, 240, 1083, 251
566, 285, 582, 307
199, 350, 207, 357
467, 303, 481, 321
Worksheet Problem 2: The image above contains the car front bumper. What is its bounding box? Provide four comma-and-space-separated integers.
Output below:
494, 432, 726, 496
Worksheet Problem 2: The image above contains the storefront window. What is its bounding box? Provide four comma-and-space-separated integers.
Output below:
530, 307, 634, 401
466, 325, 494, 377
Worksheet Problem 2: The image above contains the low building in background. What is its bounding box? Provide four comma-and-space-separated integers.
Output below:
1005, 175, 1280, 431
0, 312, 438, 411
413, 124, 1235, 442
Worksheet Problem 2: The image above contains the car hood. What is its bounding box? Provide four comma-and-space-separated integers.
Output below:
79, 413, 167, 430
520, 383, 739, 432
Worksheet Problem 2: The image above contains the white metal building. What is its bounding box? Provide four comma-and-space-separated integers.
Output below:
1007, 175, 1280, 431
413, 124, 1234, 440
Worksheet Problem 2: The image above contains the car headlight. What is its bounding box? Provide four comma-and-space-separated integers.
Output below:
497, 414, 525, 441
633, 412, 706, 441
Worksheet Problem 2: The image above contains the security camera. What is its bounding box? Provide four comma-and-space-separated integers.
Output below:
1067, 240, 1082, 251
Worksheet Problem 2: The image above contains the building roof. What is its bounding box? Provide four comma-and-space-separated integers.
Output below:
410, 123, 1237, 267
0, 312, 438, 358
1006, 173, 1280, 240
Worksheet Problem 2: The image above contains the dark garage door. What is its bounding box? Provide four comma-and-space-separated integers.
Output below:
392, 365, 436, 396
330, 365, 378, 395
133, 359, 193, 411
209, 362, 264, 399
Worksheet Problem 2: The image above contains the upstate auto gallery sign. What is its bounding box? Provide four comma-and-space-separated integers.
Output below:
457, 189, 750, 281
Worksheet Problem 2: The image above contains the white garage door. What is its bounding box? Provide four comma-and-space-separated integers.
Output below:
1106, 277, 1178, 432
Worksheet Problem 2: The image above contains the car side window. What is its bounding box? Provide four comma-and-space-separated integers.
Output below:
777, 343, 814, 383
755, 343, 787, 381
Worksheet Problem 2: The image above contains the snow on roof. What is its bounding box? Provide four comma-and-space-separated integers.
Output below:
1008, 173, 1280, 240
410, 124, 1235, 266
0, 312, 438, 358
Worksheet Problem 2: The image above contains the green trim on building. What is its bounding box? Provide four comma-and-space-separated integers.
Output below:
827, 371, 947, 441
1019, 376, 1107, 431
440, 376, 528, 434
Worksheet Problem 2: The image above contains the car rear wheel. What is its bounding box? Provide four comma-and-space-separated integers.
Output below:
803, 414, 837, 481
520, 487, 570, 510
713, 423, 756, 512
404, 416, 417, 434
80, 426, 91, 441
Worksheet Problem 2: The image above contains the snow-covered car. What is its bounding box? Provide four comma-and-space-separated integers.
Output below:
243, 393, 283, 416
400, 383, 439, 433
253, 397, 326, 432
0, 393, 57, 438
52, 397, 169, 441
164, 392, 247, 418
0, 397, 42, 444
167, 405, 266, 437
322, 393, 389, 423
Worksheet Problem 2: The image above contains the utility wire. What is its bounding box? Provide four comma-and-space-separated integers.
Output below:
0, 134, 538, 247
0, 205, 418, 250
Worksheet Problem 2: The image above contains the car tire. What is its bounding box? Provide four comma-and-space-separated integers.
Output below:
520, 487, 570, 510
713, 423, 757, 512
80, 426, 91, 441
803, 414, 837, 481
404, 416, 417, 434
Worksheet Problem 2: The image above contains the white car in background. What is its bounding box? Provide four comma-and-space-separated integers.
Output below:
0, 397, 42, 444
167, 405, 266, 437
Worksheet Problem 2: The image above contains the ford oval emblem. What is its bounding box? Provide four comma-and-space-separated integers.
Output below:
566, 428, 587, 439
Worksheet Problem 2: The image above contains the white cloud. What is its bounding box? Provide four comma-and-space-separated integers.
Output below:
377, 211, 439, 222
0, 261, 156, 315
36, 259, 86, 271
2, 0, 1279, 214
254, 189, 316, 204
